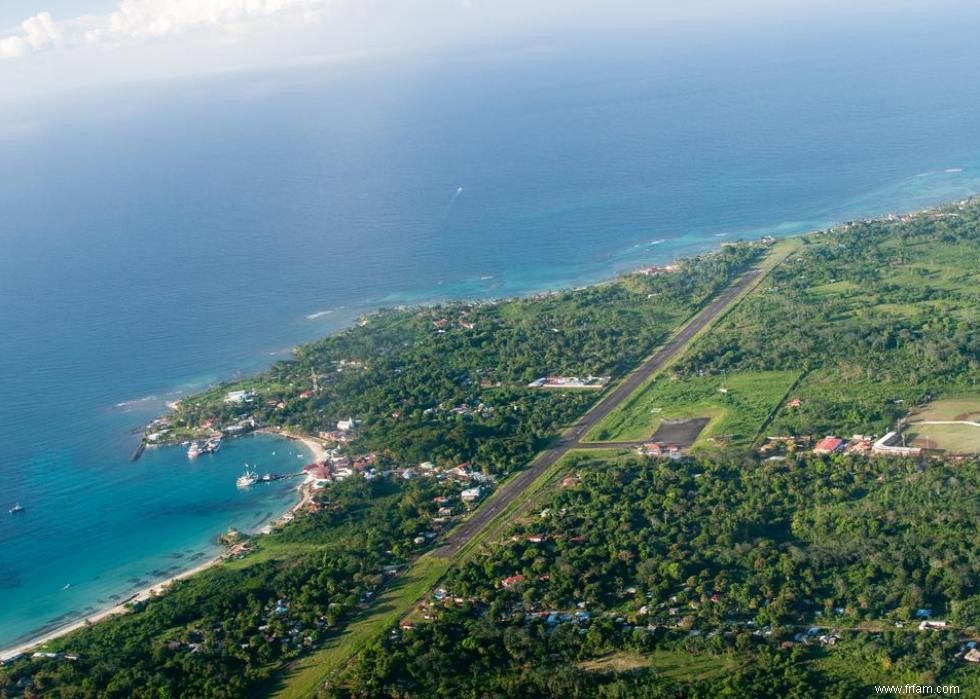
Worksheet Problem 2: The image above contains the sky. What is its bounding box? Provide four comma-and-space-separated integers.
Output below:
0, 0, 977, 106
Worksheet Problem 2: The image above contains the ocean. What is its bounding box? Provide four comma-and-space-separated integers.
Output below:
2, 23, 980, 649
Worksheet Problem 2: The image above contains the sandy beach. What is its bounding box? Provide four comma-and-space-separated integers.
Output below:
257, 427, 328, 462
0, 430, 327, 662
0, 556, 220, 661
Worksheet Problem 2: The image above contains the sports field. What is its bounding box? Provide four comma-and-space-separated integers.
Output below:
905, 398, 980, 454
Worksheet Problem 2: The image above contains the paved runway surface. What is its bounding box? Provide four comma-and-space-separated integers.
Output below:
433, 266, 763, 557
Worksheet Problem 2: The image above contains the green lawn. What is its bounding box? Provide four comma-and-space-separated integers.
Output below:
907, 423, 980, 454
908, 397, 980, 422
647, 648, 739, 682
585, 370, 799, 446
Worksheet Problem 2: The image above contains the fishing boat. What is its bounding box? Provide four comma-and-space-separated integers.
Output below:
236, 468, 258, 488
200, 437, 222, 455
9, 503, 25, 514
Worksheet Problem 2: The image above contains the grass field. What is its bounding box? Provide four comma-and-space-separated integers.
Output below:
579, 652, 649, 673
907, 423, 980, 453
767, 369, 934, 438
584, 370, 799, 445
578, 648, 738, 681
902, 398, 980, 454
646, 649, 739, 682
908, 397, 980, 422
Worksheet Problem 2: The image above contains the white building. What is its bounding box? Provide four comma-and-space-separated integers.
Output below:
224, 390, 255, 405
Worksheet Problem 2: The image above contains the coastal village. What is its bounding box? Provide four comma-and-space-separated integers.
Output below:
146, 385, 503, 542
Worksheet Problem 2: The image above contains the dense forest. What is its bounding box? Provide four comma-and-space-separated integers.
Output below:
329, 453, 980, 697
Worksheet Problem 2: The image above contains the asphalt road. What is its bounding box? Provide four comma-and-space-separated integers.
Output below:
433, 266, 763, 557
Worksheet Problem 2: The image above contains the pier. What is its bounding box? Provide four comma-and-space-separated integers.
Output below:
258, 472, 304, 483
129, 441, 146, 462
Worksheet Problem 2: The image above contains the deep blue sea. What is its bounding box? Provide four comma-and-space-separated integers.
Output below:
2, 21, 980, 649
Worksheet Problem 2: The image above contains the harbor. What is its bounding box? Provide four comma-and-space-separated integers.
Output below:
235, 468, 305, 488
0, 433, 316, 653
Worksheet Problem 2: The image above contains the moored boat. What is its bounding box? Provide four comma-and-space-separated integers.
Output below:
236, 468, 258, 488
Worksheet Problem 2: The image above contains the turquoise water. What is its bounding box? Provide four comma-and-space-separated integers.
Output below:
0, 435, 311, 647
4, 18, 980, 649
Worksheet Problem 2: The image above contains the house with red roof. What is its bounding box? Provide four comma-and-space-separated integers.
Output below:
812, 436, 845, 455
501, 574, 526, 590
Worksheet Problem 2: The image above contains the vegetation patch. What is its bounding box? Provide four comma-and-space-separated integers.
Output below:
586, 370, 798, 445
578, 651, 650, 674
647, 648, 738, 682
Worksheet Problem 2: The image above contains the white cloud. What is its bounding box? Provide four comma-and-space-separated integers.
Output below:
0, 12, 62, 58
0, 0, 338, 59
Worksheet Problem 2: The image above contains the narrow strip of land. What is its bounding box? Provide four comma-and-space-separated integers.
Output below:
434, 264, 763, 557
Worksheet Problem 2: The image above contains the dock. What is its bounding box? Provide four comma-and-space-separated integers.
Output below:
130, 440, 146, 462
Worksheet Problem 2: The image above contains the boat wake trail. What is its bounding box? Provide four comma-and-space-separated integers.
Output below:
436, 186, 465, 229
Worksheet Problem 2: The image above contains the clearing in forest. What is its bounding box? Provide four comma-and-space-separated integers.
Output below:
584, 370, 798, 446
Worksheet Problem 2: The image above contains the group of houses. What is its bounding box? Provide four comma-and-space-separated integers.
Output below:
527, 375, 610, 389
811, 432, 922, 458
636, 442, 685, 459
760, 431, 922, 459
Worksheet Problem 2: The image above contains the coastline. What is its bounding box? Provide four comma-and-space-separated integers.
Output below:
256, 427, 328, 463
0, 431, 324, 662
0, 556, 220, 662
3, 196, 974, 664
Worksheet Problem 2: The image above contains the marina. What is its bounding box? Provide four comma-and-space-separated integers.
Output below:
187, 437, 222, 459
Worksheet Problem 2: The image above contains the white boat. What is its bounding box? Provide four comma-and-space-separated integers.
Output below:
187, 442, 201, 459
261, 473, 273, 482
9, 503, 24, 515
236, 468, 258, 488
